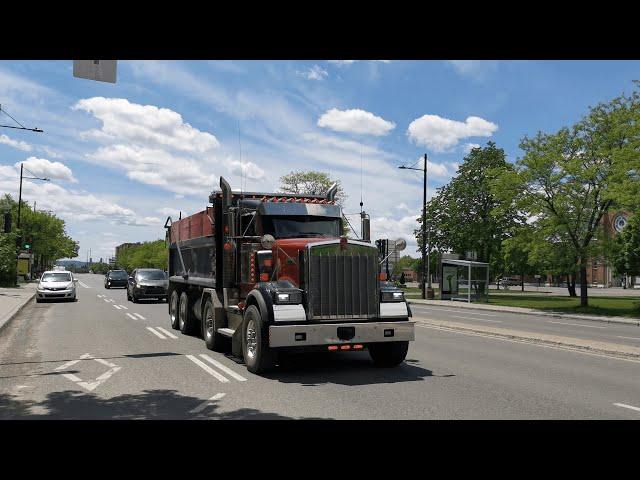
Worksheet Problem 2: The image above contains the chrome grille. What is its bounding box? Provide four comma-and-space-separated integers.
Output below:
306, 242, 378, 320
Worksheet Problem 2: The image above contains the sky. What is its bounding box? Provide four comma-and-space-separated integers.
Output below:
0, 60, 639, 261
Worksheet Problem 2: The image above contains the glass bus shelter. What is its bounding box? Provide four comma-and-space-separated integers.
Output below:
439, 258, 489, 303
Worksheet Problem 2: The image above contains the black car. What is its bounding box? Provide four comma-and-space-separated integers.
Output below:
127, 268, 168, 303
105, 270, 129, 289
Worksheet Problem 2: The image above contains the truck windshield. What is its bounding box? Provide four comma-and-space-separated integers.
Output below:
262, 216, 341, 239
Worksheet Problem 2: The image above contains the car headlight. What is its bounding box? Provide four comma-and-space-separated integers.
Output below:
381, 291, 404, 302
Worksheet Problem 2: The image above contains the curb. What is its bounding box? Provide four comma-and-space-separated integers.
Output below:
407, 299, 640, 327
0, 291, 36, 334
414, 319, 640, 361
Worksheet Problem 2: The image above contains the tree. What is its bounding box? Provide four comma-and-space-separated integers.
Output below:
493, 86, 640, 307
279, 170, 347, 205
611, 214, 640, 285
500, 224, 544, 292
417, 142, 524, 270
116, 240, 167, 272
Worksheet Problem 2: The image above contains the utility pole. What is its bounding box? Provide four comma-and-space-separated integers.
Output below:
17, 163, 50, 229
399, 153, 429, 299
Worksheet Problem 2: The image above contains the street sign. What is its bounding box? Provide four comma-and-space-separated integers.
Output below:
73, 60, 117, 83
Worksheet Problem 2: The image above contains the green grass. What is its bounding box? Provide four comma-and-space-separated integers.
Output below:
487, 294, 640, 318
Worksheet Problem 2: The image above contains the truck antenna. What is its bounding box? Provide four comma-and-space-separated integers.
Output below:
238, 120, 244, 196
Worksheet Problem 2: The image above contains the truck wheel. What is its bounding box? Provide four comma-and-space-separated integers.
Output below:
368, 341, 409, 368
202, 298, 227, 352
242, 305, 277, 374
179, 291, 197, 335
169, 290, 180, 329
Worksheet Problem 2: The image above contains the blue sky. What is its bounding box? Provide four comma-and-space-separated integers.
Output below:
1, 60, 638, 260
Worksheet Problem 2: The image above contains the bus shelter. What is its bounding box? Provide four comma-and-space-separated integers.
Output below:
439, 258, 489, 303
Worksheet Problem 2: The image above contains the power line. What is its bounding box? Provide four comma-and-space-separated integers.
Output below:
0, 105, 43, 133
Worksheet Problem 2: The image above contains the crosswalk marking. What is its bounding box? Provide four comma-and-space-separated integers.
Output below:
156, 327, 178, 339
126, 313, 137, 320
147, 327, 166, 339
133, 313, 145, 320
186, 355, 229, 383
199, 354, 247, 382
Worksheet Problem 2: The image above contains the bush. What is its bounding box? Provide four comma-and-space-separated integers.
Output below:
0, 233, 18, 287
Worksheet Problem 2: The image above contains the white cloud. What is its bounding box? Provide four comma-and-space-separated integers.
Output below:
15, 157, 77, 183
297, 65, 329, 81
328, 60, 357, 66
407, 114, 498, 152
318, 108, 395, 136
228, 158, 265, 180
447, 60, 499, 79
371, 214, 421, 256
464, 143, 481, 154
0, 134, 32, 152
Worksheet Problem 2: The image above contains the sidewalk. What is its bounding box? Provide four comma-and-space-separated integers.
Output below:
0, 282, 38, 333
407, 298, 640, 326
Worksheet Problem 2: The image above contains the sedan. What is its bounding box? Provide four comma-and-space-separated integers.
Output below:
36, 271, 78, 302
127, 268, 168, 303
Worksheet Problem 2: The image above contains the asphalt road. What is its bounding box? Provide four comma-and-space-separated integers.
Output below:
0, 273, 639, 419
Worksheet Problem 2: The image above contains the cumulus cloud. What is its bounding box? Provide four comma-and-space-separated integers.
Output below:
297, 65, 328, 81
15, 157, 77, 183
371, 214, 420, 255
407, 114, 498, 152
228, 159, 265, 180
318, 108, 396, 136
464, 143, 481, 154
0, 134, 32, 152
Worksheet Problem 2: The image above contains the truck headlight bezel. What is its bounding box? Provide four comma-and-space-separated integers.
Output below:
381, 290, 405, 302
273, 290, 303, 305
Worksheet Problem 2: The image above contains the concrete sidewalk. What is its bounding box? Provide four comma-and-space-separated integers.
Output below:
408, 298, 640, 326
0, 282, 37, 333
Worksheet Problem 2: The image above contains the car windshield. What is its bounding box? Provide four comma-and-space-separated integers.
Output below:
109, 271, 128, 279
137, 270, 167, 281
41, 273, 72, 282
261, 215, 341, 239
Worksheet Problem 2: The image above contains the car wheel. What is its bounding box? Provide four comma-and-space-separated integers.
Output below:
179, 292, 197, 335
242, 305, 277, 374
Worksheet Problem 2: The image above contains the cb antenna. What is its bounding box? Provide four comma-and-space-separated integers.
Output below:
360, 145, 364, 213
237, 120, 244, 196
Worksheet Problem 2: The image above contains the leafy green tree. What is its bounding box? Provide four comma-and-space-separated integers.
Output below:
116, 240, 167, 272
500, 224, 543, 292
611, 214, 640, 284
417, 142, 524, 270
492, 86, 640, 306
0, 232, 18, 287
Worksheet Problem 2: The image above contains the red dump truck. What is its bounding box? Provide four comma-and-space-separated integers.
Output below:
164, 177, 414, 373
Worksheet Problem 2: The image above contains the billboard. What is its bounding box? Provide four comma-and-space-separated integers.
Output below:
73, 60, 117, 83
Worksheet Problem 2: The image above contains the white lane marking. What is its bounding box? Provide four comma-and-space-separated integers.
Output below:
200, 354, 247, 382
107, 299, 115, 303
614, 403, 640, 413
118, 305, 128, 310
62, 373, 83, 383
189, 393, 226, 414
617, 336, 640, 341
156, 327, 178, 339
147, 327, 166, 339
126, 313, 137, 320
548, 321, 607, 329
133, 313, 145, 320
186, 355, 229, 383
78, 281, 90, 288
103, 298, 110, 303
451, 315, 503, 323
97, 294, 104, 298
415, 323, 640, 364
79, 366, 122, 391
54, 353, 121, 392
113, 305, 122, 310
412, 306, 498, 317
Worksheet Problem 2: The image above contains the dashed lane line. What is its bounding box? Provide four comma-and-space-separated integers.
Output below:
548, 321, 607, 329
411, 306, 498, 317
147, 327, 167, 339
617, 336, 640, 341
133, 313, 145, 320
118, 305, 128, 310
189, 393, 226, 414
186, 354, 229, 383
199, 354, 247, 382
126, 313, 137, 320
78, 281, 91, 288
613, 403, 640, 413
113, 305, 122, 310
451, 315, 503, 323
156, 326, 178, 339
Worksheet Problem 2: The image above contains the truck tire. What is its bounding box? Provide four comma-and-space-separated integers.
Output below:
179, 291, 197, 335
169, 290, 180, 329
202, 298, 227, 352
368, 341, 409, 368
242, 305, 277, 374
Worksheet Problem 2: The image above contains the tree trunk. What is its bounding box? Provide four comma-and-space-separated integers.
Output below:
521, 270, 525, 292
580, 263, 588, 307
567, 274, 577, 297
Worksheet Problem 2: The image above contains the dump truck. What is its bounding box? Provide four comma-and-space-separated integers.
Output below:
164, 177, 415, 374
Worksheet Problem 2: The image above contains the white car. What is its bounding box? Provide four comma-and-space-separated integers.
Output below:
36, 270, 78, 302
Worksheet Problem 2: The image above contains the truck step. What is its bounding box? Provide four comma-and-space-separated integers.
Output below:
217, 328, 236, 338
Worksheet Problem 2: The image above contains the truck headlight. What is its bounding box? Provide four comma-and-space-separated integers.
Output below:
381, 291, 404, 302
274, 291, 302, 304
277, 293, 290, 303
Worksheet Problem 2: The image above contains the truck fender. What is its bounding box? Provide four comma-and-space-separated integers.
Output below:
245, 288, 274, 325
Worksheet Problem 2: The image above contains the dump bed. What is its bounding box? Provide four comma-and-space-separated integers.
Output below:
168, 207, 215, 244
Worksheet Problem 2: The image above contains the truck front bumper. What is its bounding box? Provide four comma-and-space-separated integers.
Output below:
269, 321, 415, 348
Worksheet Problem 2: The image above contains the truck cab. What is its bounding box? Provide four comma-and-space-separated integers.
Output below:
166, 177, 414, 374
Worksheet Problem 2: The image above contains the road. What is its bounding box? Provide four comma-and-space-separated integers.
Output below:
0, 273, 639, 419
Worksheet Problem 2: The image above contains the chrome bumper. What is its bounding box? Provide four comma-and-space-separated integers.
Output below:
269, 321, 415, 348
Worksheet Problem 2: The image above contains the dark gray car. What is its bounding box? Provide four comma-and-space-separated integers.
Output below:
127, 268, 168, 303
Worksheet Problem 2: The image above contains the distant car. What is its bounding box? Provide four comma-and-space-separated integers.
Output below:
127, 268, 168, 303
36, 270, 77, 302
499, 277, 519, 286
105, 270, 128, 289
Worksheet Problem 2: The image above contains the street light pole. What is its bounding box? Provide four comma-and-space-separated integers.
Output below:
399, 153, 428, 300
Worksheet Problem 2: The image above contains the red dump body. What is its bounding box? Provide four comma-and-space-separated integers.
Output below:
169, 207, 215, 243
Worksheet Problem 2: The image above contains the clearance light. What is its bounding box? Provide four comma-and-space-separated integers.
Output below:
340, 345, 351, 350
263, 258, 273, 267
378, 272, 387, 281
260, 273, 269, 281
328, 346, 338, 351
353, 344, 363, 350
